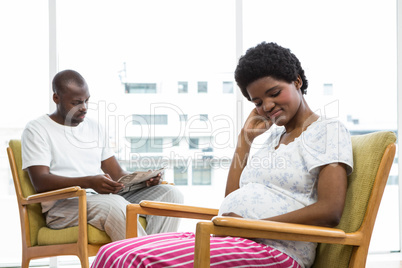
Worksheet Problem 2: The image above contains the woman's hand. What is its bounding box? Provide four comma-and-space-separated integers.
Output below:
242, 108, 272, 142
221, 212, 243, 218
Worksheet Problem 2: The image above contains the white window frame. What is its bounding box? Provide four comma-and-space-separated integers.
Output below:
397, 0, 402, 250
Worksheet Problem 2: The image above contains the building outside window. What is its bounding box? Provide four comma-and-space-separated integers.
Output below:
222, 81, 234, 93
179, 114, 188, 121
132, 114, 168, 125
174, 165, 188, 185
178, 81, 188, 93
192, 161, 212, 185
131, 137, 163, 153
125, 83, 157, 93
0, 1, 397, 266
189, 138, 199, 149
200, 114, 208, 121
323, 83, 333, 95
197, 81, 208, 93
172, 137, 181, 147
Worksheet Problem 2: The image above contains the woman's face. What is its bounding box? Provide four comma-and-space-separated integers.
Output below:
246, 76, 302, 126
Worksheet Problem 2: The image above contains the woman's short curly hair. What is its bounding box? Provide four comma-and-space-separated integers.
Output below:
234, 42, 308, 100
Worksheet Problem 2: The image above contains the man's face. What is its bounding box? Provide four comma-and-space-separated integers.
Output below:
55, 82, 90, 126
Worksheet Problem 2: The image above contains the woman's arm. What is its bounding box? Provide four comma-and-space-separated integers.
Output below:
265, 163, 348, 227
225, 109, 272, 197
224, 131, 252, 196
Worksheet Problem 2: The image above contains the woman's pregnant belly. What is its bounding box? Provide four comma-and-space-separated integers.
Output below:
218, 182, 304, 220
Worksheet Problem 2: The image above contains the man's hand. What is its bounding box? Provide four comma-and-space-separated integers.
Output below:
145, 173, 163, 187
89, 174, 124, 194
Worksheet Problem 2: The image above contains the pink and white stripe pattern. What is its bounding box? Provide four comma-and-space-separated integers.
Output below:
91, 232, 301, 268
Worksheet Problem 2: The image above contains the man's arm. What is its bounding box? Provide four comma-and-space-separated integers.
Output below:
27, 165, 123, 194
100, 156, 128, 181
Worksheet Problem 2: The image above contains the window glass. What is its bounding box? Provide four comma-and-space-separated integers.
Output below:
200, 114, 208, 121
0, 0, 49, 264
174, 166, 188, 185
223, 81, 234, 93
197, 81, 208, 93
57, 0, 237, 214
178, 81, 188, 93
192, 161, 212, 185
179, 114, 188, 121
132, 114, 168, 125
125, 83, 157, 93
1, 0, 399, 265
131, 137, 163, 153
323, 83, 333, 96
189, 138, 199, 149
243, 0, 398, 253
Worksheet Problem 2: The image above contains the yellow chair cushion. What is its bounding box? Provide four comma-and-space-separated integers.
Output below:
38, 218, 147, 245
38, 225, 112, 245
313, 131, 397, 268
138, 216, 147, 231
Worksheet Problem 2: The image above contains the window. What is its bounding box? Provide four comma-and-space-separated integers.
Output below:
131, 138, 163, 153
197, 81, 208, 93
178, 81, 188, 93
200, 114, 208, 121
179, 114, 188, 121
125, 83, 157, 93
323, 83, 333, 95
189, 138, 199, 149
222, 81, 233, 93
243, 0, 397, 254
192, 161, 212, 185
174, 166, 188, 185
132, 114, 168, 125
172, 138, 181, 147
125, 160, 161, 172
0, 1, 399, 266
0, 1, 50, 264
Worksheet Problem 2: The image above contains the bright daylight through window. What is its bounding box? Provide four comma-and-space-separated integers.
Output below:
0, 0, 398, 265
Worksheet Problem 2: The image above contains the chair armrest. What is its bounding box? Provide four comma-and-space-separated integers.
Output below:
139, 200, 219, 217
21, 186, 85, 205
126, 201, 218, 238
210, 216, 362, 246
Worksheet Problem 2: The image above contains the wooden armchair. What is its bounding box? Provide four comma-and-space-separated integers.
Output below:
126, 131, 397, 268
7, 140, 112, 268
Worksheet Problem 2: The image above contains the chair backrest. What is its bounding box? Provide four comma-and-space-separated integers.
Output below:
7, 139, 46, 247
313, 131, 397, 268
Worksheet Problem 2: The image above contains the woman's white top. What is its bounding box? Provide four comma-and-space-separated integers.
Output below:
219, 117, 353, 268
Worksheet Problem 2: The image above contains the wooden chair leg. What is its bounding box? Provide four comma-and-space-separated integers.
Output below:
21, 251, 30, 268
348, 245, 369, 268
194, 222, 212, 268
78, 256, 90, 268
21, 259, 30, 268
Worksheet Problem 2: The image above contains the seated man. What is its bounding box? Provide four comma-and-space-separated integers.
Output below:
21, 69, 183, 241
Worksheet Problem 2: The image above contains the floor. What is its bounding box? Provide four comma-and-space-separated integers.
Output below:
25, 261, 402, 268
10, 254, 402, 268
